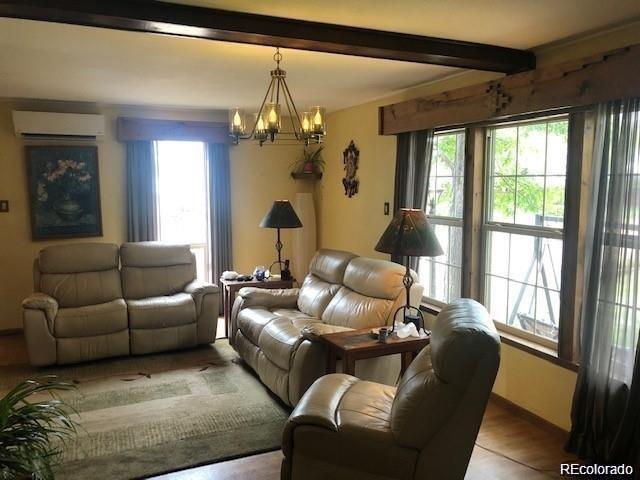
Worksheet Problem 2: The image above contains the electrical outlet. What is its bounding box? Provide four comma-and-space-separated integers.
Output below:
384, 202, 390, 215
0, 200, 8, 213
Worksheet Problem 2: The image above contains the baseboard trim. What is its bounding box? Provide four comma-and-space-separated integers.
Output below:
0, 328, 23, 336
490, 392, 569, 437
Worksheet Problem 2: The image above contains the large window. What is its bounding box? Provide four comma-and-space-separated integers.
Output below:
155, 141, 210, 282
483, 118, 569, 345
420, 131, 465, 305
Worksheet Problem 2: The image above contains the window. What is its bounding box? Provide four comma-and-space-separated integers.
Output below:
155, 141, 210, 282
419, 131, 465, 305
483, 118, 568, 345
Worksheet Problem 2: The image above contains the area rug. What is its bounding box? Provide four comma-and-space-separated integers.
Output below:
0, 340, 290, 479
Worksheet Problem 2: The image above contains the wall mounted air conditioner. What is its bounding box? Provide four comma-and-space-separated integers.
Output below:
12, 111, 105, 140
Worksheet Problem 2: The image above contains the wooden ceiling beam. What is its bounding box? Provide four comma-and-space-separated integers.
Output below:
0, 0, 535, 73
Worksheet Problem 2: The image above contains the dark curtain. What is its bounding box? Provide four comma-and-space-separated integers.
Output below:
208, 143, 233, 305
567, 99, 640, 469
392, 129, 435, 266
126, 141, 157, 242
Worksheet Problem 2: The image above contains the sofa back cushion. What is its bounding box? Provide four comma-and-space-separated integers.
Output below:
297, 275, 341, 318
342, 257, 407, 300
308, 249, 356, 284
297, 249, 356, 318
321, 287, 393, 328
120, 242, 196, 299
36, 243, 122, 308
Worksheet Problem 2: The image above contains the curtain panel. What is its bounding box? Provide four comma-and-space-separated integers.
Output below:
567, 99, 640, 467
392, 129, 435, 266
208, 143, 233, 309
126, 140, 158, 242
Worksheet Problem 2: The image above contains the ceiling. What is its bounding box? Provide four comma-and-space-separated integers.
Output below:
0, 1, 639, 112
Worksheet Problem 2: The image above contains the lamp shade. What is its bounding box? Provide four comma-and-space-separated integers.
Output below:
375, 208, 443, 257
260, 200, 303, 229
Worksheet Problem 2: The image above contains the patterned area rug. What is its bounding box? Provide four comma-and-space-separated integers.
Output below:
0, 340, 289, 479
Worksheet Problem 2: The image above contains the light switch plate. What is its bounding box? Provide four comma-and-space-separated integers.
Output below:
0, 200, 8, 213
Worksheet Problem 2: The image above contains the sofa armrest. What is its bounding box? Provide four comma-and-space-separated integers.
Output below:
282, 374, 360, 460
238, 287, 300, 309
185, 280, 219, 296
301, 323, 353, 342
22, 293, 58, 324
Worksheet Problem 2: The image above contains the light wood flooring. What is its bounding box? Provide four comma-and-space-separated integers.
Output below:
1, 333, 576, 479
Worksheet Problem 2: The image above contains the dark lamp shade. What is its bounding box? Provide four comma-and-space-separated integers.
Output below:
375, 208, 444, 257
259, 200, 303, 229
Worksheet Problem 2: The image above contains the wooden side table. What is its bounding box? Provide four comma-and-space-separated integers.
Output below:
318, 328, 430, 377
219, 277, 295, 337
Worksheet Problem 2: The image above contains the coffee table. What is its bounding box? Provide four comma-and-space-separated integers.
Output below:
219, 277, 294, 337
318, 328, 430, 377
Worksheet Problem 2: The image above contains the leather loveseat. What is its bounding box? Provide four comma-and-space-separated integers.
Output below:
22, 242, 219, 366
229, 249, 423, 406
282, 299, 501, 480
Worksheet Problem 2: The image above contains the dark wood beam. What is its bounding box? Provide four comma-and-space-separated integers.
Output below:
0, 0, 535, 73
379, 44, 640, 134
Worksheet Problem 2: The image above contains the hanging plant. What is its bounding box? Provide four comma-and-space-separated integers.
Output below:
290, 146, 325, 174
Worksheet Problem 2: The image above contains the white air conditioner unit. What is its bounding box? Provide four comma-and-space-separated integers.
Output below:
12, 111, 105, 140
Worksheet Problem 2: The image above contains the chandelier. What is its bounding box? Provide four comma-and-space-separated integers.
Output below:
228, 48, 326, 146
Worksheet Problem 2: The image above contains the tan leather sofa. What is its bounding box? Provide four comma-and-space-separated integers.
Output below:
229, 249, 423, 406
281, 298, 501, 480
22, 242, 219, 366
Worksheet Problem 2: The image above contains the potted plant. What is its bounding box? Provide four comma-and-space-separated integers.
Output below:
291, 146, 325, 175
0, 377, 78, 480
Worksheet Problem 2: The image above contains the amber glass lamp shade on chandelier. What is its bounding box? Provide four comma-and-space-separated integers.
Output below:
228, 48, 326, 146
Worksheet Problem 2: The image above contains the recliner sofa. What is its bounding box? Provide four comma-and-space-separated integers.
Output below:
22, 242, 220, 366
281, 298, 501, 480
230, 249, 423, 406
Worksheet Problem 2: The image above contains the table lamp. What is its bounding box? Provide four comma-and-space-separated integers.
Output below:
375, 208, 443, 333
259, 200, 302, 278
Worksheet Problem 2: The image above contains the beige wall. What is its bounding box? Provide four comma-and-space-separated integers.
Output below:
316, 24, 640, 430
0, 100, 307, 331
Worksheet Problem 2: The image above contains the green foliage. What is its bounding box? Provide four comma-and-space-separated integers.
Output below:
0, 377, 78, 480
290, 146, 325, 174
490, 122, 567, 222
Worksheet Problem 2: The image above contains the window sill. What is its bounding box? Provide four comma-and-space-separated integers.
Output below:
421, 302, 579, 372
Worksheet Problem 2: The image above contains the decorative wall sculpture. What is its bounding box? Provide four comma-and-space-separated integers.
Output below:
342, 140, 359, 198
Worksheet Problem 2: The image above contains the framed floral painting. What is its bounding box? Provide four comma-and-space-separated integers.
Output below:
26, 146, 102, 239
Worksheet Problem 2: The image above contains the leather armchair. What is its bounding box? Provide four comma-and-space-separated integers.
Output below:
282, 299, 501, 480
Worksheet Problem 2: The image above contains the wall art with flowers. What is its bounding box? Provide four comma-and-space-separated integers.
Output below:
26, 146, 102, 239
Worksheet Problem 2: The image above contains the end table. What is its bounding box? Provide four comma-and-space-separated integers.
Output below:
219, 277, 295, 337
318, 328, 430, 377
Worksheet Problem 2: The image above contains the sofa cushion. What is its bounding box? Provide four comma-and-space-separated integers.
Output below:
259, 317, 305, 371
120, 242, 192, 267
238, 308, 279, 346
126, 293, 196, 329
343, 257, 412, 300
120, 242, 196, 299
38, 243, 119, 274
55, 299, 128, 338
321, 286, 393, 329
40, 269, 123, 308
297, 275, 341, 318
272, 309, 322, 330
308, 249, 356, 284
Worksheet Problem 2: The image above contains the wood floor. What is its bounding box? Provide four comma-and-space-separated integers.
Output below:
2, 334, 576, 479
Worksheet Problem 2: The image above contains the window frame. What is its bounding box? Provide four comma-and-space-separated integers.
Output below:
480, 116, 568, 350
421, 129, 466, 307
420, 111, 594, 367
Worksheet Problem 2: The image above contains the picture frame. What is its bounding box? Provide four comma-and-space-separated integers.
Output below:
26, 145, 103, 240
